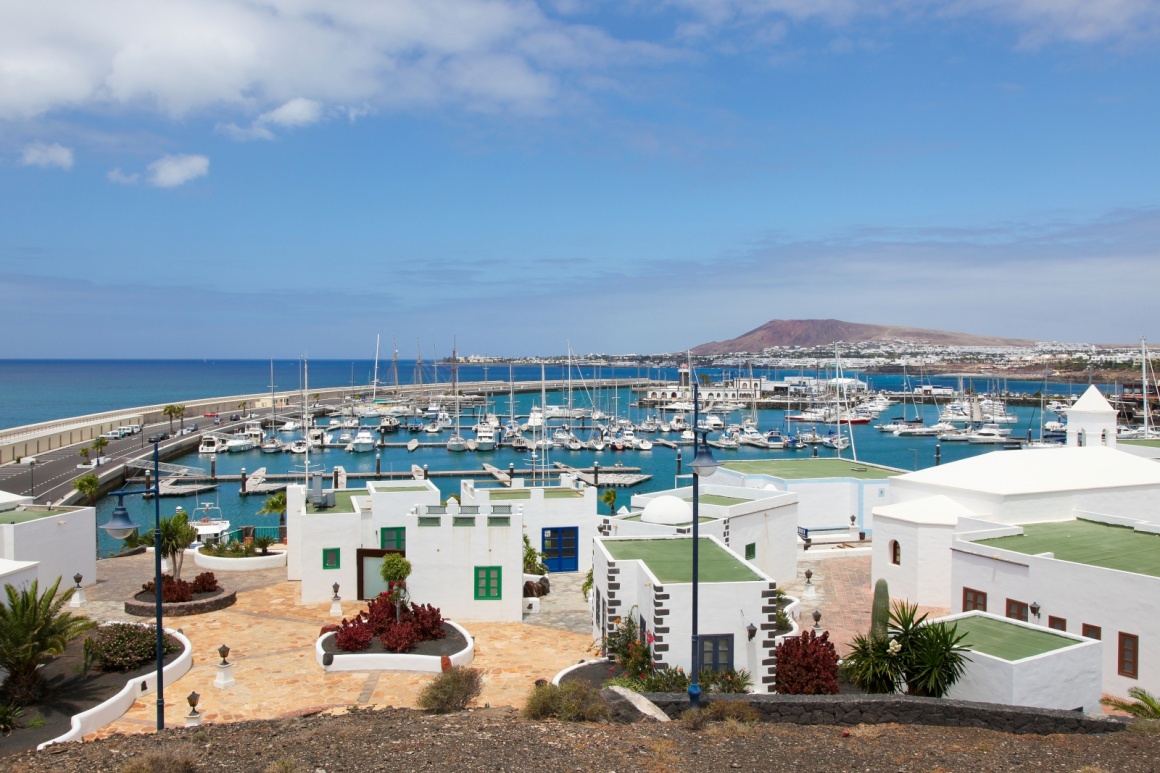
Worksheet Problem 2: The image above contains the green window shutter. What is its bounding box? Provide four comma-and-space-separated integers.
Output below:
474, 566, 502, 600
380, 527, 405, 551
322, 548, 340, 570
745, 543, 756, 561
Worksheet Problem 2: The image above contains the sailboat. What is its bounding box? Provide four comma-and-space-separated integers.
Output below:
446, 342, 468, 452
260, 360, 285, 453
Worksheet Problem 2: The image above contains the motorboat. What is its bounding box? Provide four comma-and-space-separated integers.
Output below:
966, 427, 1012, 444
763, 429, 787, 449
278, 420, 302, 433
716, 430, 739, 449
894, 422, 956, 437
225, 433, 256, 452
524, 405, 544, 430
670, 415, 690, 432
475, 425, 497, 451
198, 435, 228, 454
739, 426, 767, 447
350, 428, 376, 452
698, 413, 725, 431
244, 421, 265, 444
379, 415, 400, 433
190, 502, 230, 547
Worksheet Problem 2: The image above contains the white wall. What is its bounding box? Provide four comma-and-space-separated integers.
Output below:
951, 529, 1160, 700
298, 506, 361, 604
0, 506, 96, 590
938, 612, 1103, 714
724, 509, 798, 584
405, 502, 523, 622
0, 558, 38, 600
715, 468, 890, 533
871, 516, 956, 607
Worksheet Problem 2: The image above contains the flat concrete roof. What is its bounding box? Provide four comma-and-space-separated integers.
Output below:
488, 488, 583, 500
721, 458, 900, 480
975, 519, 1160, 578
954, 615, 1076, 661
306, 489, 359, 514
683, 494, 752, 506
1120, 439, 1160, 448
0, 507, 74, 525
603, 538, 761, 583
373, 485, 432, 493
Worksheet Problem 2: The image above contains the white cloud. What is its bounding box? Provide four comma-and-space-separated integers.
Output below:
260, 97, 322, 127
107, 167, 139, 185
0, 1, 664, 123
146, 154, 209, 187
21, 142, 73, 169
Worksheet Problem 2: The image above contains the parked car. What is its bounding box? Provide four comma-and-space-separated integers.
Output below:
229, 414, 240, 422
100, 431, 121, 440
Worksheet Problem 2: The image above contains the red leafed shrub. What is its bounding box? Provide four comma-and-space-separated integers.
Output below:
379, 621, 421, 653
334, 617, 374, 652
190, 572, 219, 593
774, 630, 840, 695
141, 575, 192, 603
365, 593, 400, 636
411, 603, 446, 641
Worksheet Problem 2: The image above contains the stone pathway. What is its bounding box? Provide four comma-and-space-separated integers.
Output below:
523, 571, 593, 636
82, 555, 593, 739
779, 553, 949, 656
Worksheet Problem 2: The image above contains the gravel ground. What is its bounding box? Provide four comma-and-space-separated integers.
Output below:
5, 706, 1157, 773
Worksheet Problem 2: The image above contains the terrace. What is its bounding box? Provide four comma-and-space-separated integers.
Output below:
0, 506, 79, 525
953, 615, 1076, 661
486, 488, 584, 501
603, 537, 761, 583
975, 519, 1160, 578
720, 458, 901, 480
305, 489, 360, 515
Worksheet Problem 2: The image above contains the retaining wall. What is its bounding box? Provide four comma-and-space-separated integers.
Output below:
642, 693, 1128, 735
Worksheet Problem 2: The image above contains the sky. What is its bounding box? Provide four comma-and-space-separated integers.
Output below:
1, 0, 1159, 358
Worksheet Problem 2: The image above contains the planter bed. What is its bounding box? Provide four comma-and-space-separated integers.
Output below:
316, 621, 474, 673
553, 658, 625, 688
193, 550, 287, 572
124, 586, 236, 617
0, 627, 191, 758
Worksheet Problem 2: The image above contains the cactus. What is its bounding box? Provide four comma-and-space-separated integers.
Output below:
870, 578, 890, 641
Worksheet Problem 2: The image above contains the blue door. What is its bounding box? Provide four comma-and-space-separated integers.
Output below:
542, 527, 578, 572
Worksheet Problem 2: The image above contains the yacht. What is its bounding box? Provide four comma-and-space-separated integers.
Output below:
225, 432, 256, 452
698, 413, 725, 431
198, 435, 228, 454
966, 426, 1012, 444
287, 439, 309, 454
350, 428, 376, 452
894, 422, 956, 437
762, 429, 787, 449
407, 417, 425, 433
278, 420, 302, 433
822, 431, 850, 450
739, 426, 768, 447
379, 415, 400, 433
524, 405, 545, 430
716, 430, 739, 449
244, 421, 265, 444
190, 502, 230, 547
475, 425, 497, 451
587, 431, 605, 451
260, 436, 284, 453
307, 427, 330, 448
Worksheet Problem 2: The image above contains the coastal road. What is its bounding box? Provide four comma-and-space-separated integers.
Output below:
0, 417, 246, 506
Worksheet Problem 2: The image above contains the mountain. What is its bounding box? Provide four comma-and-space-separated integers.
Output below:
690, 319, 1035, 355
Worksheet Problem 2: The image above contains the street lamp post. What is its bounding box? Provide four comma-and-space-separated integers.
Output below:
688, 382, 718, 708
28, 459, 35, 502
99, 438, 165, 730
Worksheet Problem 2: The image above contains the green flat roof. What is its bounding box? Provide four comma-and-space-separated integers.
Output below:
488, 488, 583, 501
374, 485, 431, 492
1120, 439, 1160, 448
720, 458, 900, 480
306, 489, 359, 514
0, 508, 71, 524
954, 615, 1076, 661
682, 494, 752, 507
603, 538, 761, 583
975, 519, 1160, 577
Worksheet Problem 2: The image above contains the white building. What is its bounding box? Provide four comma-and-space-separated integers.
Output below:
0, 503, 96, 591
601, 484, 799, 584
592, 534, 783, 691
869, 386, 1160, 700
459, 473, 599, 573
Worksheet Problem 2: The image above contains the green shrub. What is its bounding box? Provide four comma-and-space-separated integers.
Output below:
699, 668, 753, 694
84, 623, 180, 673
417, 667, 483, 713
0, 703, 25, 735
523, 534, 548, 575
706, 699, 760, 724
642, 666, 690, 692
253, 536, 276, 555
522, 681, 609, 722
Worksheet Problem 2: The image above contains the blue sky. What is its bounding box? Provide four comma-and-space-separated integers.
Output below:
2, 0, 1158, 357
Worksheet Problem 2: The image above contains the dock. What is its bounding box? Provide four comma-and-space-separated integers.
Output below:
552, 462, 651, 488
482, 463, 511, 486
144, 478, 219, 498
238, 467, 287, 497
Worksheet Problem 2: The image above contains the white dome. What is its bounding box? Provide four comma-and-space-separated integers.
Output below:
641, 495, 693, 525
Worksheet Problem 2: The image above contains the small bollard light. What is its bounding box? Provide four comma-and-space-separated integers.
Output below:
812, 609, 822, 630
74, 573, 83, 588
332, 582, 340, 598
804, 568, 813, 585
218, 644, 230, 666
184, 691, 202, 728
330, 583, 343, 617
214, 645, 236, 689
70, 572, 86, 608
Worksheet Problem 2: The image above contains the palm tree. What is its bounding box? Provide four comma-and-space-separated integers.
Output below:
600, 489, 617, 515
257, 491, 286, 518
142, 511, 198, 581
72, 473, 99, 505
1102, 688, 1160, 718
0, 578, 96, 705
162, 404, 181, 432
174, 404, 186, 430
78, 447, 90, 464
89, 437, 108, 465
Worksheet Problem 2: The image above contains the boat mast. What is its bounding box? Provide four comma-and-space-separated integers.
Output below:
371, 334, 380, 404
1143, 337, 1150, 438
392, 337, 400, 389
